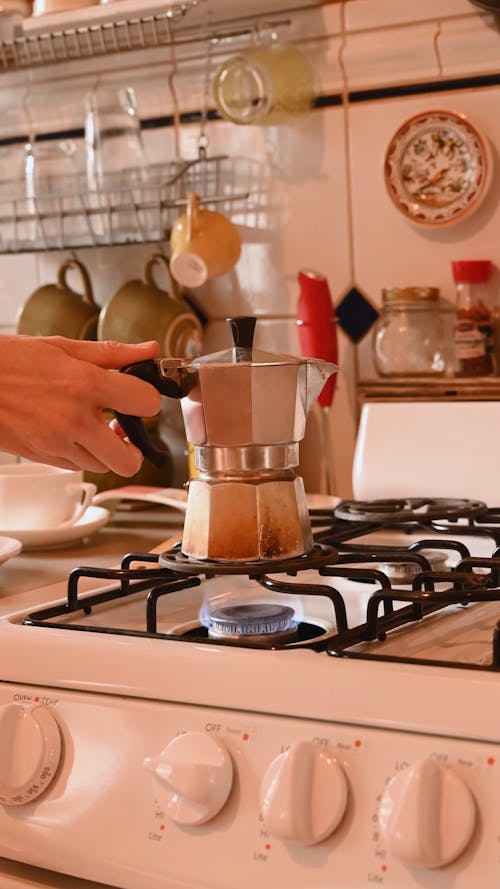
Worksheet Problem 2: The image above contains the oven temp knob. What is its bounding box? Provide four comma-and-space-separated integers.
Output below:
260, 740, 348, 845
379, 756, 477, 868
144, 731, 233, 826
0, 703, 61, 806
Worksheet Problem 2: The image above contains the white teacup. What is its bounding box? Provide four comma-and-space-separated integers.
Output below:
0, 463, 97, 531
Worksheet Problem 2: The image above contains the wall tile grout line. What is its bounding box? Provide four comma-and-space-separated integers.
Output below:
348, 72, 500, 103
343, 12, 480, 38
433, 18, 444, 80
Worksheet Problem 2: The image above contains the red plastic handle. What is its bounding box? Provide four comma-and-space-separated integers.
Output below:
297, 269, 338, 407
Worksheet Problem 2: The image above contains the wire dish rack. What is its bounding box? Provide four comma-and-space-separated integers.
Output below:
0, 152, 256, 252
0, 0, 203, 70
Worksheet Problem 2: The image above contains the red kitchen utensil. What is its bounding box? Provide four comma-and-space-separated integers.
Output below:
297, 268, 338, 494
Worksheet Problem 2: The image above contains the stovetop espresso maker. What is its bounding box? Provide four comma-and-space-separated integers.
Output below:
115, 316, 337, 561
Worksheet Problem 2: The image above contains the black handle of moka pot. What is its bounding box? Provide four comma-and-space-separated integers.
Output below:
114, 320, 257, 468
112, 359, 184, 469
227, 316, 256, 362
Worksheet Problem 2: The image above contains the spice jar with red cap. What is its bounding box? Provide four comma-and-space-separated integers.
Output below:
452, 259, 495, 376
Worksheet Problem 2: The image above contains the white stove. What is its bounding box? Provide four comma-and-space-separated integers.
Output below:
0, 497, 499, 888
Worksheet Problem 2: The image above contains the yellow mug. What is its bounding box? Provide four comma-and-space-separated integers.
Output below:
170, 193, 242, 289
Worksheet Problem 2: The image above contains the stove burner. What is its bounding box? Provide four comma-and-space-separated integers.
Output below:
207, 603, 298, 646
378, 548, 449, 584
334, 497, 486, 524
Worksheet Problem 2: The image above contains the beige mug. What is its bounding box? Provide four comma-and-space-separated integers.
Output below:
169, 194, 242, 289
0, 462, 97, 531
98, 253, 203, 359
17, 258, 99, 340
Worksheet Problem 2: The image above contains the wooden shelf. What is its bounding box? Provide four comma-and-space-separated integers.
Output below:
358, 377, 500, 401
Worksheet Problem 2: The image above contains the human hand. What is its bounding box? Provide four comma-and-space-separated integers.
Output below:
0, 335, 162, 475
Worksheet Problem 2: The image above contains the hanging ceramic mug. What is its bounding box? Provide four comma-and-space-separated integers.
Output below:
212, 39, 315, 126
17, 257, 99, 340
98, 253, 203, 359
169, 193, 242, 289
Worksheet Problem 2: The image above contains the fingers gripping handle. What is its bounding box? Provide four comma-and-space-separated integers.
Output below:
114, 413, 167, 469
113, 359, 182, 469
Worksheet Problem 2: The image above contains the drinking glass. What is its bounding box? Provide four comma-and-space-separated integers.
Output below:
23, 139, 83, 247
0, 143, 30, 250
84, 85, 150, 240
85, 86, 149, 191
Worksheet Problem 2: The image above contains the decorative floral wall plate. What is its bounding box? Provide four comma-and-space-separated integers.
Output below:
384, 110, 492, 227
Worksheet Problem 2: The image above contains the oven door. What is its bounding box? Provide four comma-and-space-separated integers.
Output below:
0, 857, 210, 889
0, 857, 111, 889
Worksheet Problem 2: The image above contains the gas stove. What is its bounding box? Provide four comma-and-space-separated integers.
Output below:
1, 497, 500, 889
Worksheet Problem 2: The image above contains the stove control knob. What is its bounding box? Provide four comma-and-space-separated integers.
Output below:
260, 740, 348, 845
144, 731, 233, 826
379, 756, 476, 868
0, 703, 61, 806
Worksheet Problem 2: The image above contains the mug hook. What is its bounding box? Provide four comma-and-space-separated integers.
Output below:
166, 18, 181, 160
197, 34, 216, 156
22, 82, 35, 145
253, 20, 277, 47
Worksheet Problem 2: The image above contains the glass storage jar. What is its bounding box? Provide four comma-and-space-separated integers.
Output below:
372, 287, 455, 377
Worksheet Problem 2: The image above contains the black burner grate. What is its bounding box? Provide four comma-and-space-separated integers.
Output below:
20, 501, 500, 664
311, 498, 500, 548
22, 546, 346, 651
326, 550, 500, 671
334, 497, 486, 524
158, 542, 338, 575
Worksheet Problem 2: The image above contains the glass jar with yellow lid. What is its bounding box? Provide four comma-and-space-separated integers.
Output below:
372, 286, 455, 377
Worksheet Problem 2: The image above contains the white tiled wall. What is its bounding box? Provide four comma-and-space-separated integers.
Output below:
0, 0, 497, 496
349, 85, 500, 379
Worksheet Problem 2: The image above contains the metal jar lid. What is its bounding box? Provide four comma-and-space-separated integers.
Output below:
382, 287, 440, 303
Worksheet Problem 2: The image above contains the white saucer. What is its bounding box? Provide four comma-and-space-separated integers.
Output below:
0, 506, 111, 551
0, 536, 22, 564
93, 485, 187, 512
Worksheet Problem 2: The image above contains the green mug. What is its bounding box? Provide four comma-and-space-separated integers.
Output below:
17, 258, 99, 340
98, 253, 203, 359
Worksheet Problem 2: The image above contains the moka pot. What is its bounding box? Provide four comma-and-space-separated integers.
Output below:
115, 316, 337, 562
